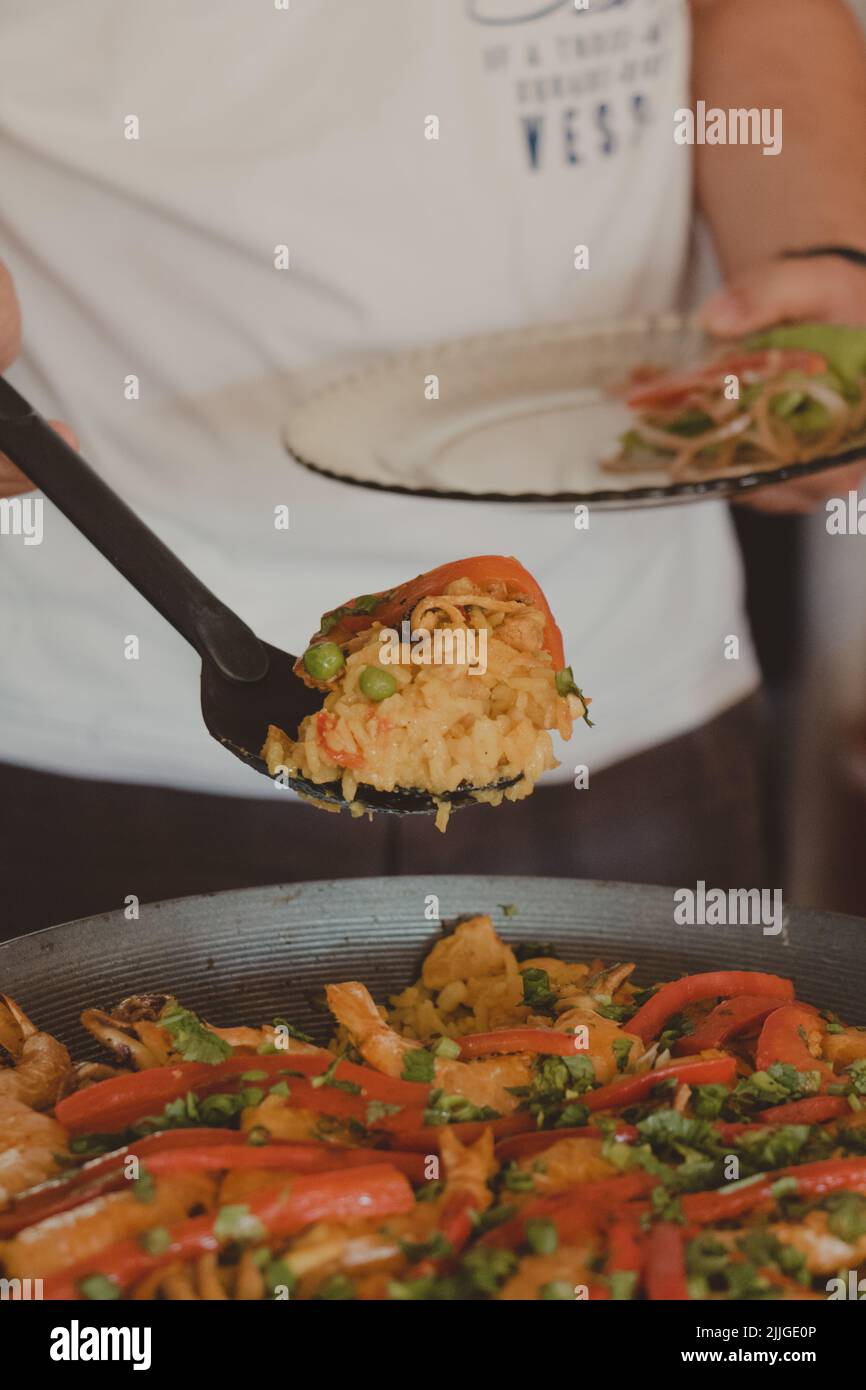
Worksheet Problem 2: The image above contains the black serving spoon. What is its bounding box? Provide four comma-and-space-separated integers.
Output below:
0, 377, 518, 815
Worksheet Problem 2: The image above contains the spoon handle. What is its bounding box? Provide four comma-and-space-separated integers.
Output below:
0, 376, 268, 682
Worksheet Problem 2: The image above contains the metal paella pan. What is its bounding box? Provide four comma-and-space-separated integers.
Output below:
1, 877, 864, 1057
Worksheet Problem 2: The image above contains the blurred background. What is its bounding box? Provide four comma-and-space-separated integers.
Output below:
720, 1, 866, 917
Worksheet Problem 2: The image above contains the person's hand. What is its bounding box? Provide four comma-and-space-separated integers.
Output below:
700, 256, 866, 514
0, 257, 77, 499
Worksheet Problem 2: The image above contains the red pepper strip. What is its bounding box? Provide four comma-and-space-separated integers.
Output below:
409, 1190, 482, 1284
626, 350, 829, 410
714, 1098, 852, 1142
379, 1112, 534, 1152
309, 556, 566, 670
645, 1222, 689, 1301
608, 1217, 644, 1281
458, 1029, 585, 1059
755, 1005, 834, 1085
494, 1123, 640, 1164
246, 1079, 409, 1127
714, 1122, 777, 1142
683, 1156, 866, 1226
755, 1095, 850, 1126
143, 1143, 427, 1182
439, 1191, 479, 1255
0, 1129, 244, 1238
628, 972, 794, 1045
197, 1053, 431, 1106
43, 1163, 414, 1301
481, 1172, 655, 1250
56, 1054, 430, 1136
673, 995, 791, 1056
54, 1063, 216, 1135
553, 1176, 658, 1246
584, 1056, 736, 1113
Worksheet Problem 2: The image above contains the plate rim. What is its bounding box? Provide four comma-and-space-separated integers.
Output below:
282, 314, 866, 509
3, 874, 866, 959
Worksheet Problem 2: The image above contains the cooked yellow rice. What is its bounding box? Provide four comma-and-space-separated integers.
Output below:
370, 914, 610, 1041
265, 579, 586, 831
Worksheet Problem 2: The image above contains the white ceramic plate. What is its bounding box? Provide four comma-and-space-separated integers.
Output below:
283, 315, 866, 510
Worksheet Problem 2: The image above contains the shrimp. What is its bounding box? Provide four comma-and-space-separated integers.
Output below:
240, 1093, 342, 1146
0, 1097, 69, 1206
499, 1246, 597, 1301
81, 994, 321, 1069
0, 996, 72, 1109
439, 1127, 496, 1214
326, 981, 531, 1112
551, 1007, 642, 1084
0, 1172, 217, 1280
511, 1137, 614, 1195
421, 916, 518, 990
769, 1211, 866, 1277
823, 1027, 866, 1070
517, 958, 592, 994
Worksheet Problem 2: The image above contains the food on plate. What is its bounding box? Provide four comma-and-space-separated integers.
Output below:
4, 915, 866, 1301
263, 557, 590, 830
605, 324, 866, 481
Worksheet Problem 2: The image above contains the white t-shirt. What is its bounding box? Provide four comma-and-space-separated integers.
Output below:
0, 0, 758, 796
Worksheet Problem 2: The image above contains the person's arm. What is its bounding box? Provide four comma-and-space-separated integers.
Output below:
0, 257, 76, 497
691, 0, 866, 274
690, 0, 866, 510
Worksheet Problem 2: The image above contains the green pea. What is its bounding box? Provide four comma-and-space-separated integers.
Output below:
526, 1218, 558, 1256
359, 666, 397, 702
303, 642, 345, 682
79, 1274, 121, 1301
540, 1280, 574, 1301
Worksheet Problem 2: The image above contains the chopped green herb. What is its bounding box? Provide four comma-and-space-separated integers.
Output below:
213, 1204, 267, 1244
310, 1055, 362, 1094
540, 1280, 574, 1300
271, 1017, 315, 1046
521, 967, 557, 1015
132, 1169, 156, 1204
160, 1005, 232, 1065
526, 1218, 558, 1255
609, 1270, 638, 1300
513, 940, 560, 963
401, 1048, 436, 1084
366, 1099, 403, 1125
399, 1231, 453, 1264
138, 1226, 171, 1256
264, 1258, 296, 1298
79, 1274, 121, 1301
825, 1192, 866, 1243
